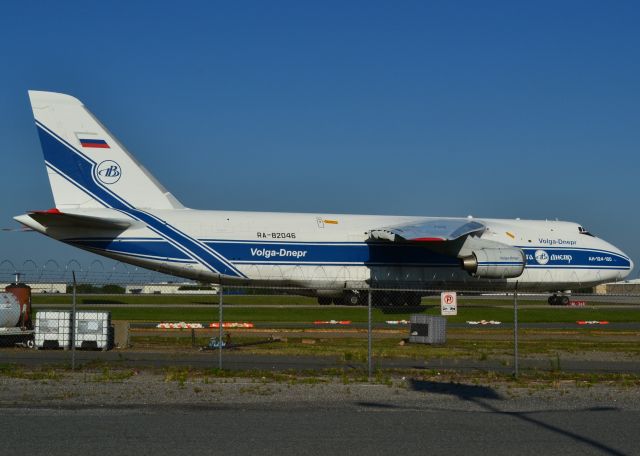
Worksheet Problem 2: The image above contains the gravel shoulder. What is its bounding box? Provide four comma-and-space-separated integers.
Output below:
1, 370, 639, 413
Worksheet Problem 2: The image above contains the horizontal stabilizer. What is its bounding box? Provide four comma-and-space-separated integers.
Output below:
20, 209, 131, 231
369, 219, 485, 243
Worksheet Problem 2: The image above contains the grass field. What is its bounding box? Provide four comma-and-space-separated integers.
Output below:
131, 329, 640, 360
31, 294, 315, 306
32, 294, 616, 307
30, 292, 640, 323
18, 294, 640, 379
31, 301, 640, 323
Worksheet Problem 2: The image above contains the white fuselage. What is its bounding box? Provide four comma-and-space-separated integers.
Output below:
35, 208, 632, 292
22, 90, 633, 295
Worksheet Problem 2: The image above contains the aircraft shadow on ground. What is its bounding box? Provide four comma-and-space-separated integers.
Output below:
407, 379, 502, 400
407, 379, 625, 456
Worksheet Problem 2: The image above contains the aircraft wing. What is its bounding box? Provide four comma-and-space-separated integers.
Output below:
368, 219, 485, 243
18, 209, 131, 231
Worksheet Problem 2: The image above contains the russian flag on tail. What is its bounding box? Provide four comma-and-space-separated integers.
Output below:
79, 138, 110, 148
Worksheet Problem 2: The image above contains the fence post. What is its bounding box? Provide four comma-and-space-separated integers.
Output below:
218, 284, 223, 370
368, 289, 372, 381
513, 281, 519, 378
71, 271, 76, 371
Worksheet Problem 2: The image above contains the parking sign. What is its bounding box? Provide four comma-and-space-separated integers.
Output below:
441, 291, 457, 316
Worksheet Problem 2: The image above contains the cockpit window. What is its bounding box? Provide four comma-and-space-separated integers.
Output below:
578, 226, 595, 237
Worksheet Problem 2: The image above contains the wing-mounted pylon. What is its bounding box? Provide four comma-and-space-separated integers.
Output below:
368, 218, 525, 279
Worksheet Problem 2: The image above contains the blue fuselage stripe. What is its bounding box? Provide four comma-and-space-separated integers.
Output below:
65, 238, 633, 271
36, 122, 246, 278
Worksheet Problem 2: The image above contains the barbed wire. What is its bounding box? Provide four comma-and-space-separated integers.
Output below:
0, 259, 179, 284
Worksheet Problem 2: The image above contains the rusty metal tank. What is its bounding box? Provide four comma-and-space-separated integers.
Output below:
5, 274, 32, 328
0, 293, 20, 327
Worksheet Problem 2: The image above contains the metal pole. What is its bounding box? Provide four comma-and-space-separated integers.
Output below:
513, 281, 519, 378
218, 285, 223, 370
367, 290, 372, 381
71, 271, 76, 371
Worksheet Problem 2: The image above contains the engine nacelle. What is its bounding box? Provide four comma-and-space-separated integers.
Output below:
461, 248, 525, 279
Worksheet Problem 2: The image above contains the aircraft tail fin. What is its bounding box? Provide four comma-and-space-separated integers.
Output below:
28, 90, 184, 211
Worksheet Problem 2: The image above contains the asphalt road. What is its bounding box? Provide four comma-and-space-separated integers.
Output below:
2, 401, 638, 455
2, 341, 639, 455
2, 350, 640, 374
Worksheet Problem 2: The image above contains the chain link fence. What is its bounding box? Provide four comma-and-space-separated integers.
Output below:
0, 259, 178, 285
1, 272, 639, 377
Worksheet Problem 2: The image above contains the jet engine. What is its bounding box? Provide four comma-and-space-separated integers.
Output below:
460, 248, 525, 279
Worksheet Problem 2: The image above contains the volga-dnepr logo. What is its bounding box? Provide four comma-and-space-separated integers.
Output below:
534, 249, 549, 265
95, 160, 122, 184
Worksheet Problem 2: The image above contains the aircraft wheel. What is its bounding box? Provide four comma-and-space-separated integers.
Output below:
548, 295, 558, 305
559, 295, 570, 306
345, 293, 360, 306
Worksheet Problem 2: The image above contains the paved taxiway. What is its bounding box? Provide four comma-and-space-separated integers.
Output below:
2, 395, 638, 455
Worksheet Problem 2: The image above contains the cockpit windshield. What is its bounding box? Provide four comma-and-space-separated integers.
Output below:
578, 226, 595, 237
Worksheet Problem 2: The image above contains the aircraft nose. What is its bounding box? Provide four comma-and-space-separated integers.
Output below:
602, 239, 633, 280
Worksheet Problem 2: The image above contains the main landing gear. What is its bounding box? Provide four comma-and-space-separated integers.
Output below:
317, 292, 364, 306
548, 294, 570, 306
317, 291, 422, 307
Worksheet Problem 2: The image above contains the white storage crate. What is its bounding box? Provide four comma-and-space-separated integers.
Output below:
74, 311, 112, 350
35, 311, 72, 349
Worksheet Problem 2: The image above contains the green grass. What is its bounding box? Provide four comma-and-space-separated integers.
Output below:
89, 367, 136, 382
31, 294, 319, 306
131, 330, 640, 359
31, 304, 640, 323
32, 293, 640, 324
0, 364, 62, 380
1, 362, 638, 387
439, 307, 640, 323
156, 367, 640, 388
33, 293, 631, 308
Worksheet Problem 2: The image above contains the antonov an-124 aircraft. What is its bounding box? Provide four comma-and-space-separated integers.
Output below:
15, 91, 633, 305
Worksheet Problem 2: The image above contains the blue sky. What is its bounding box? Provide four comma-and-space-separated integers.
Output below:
0, 1, 638, 277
